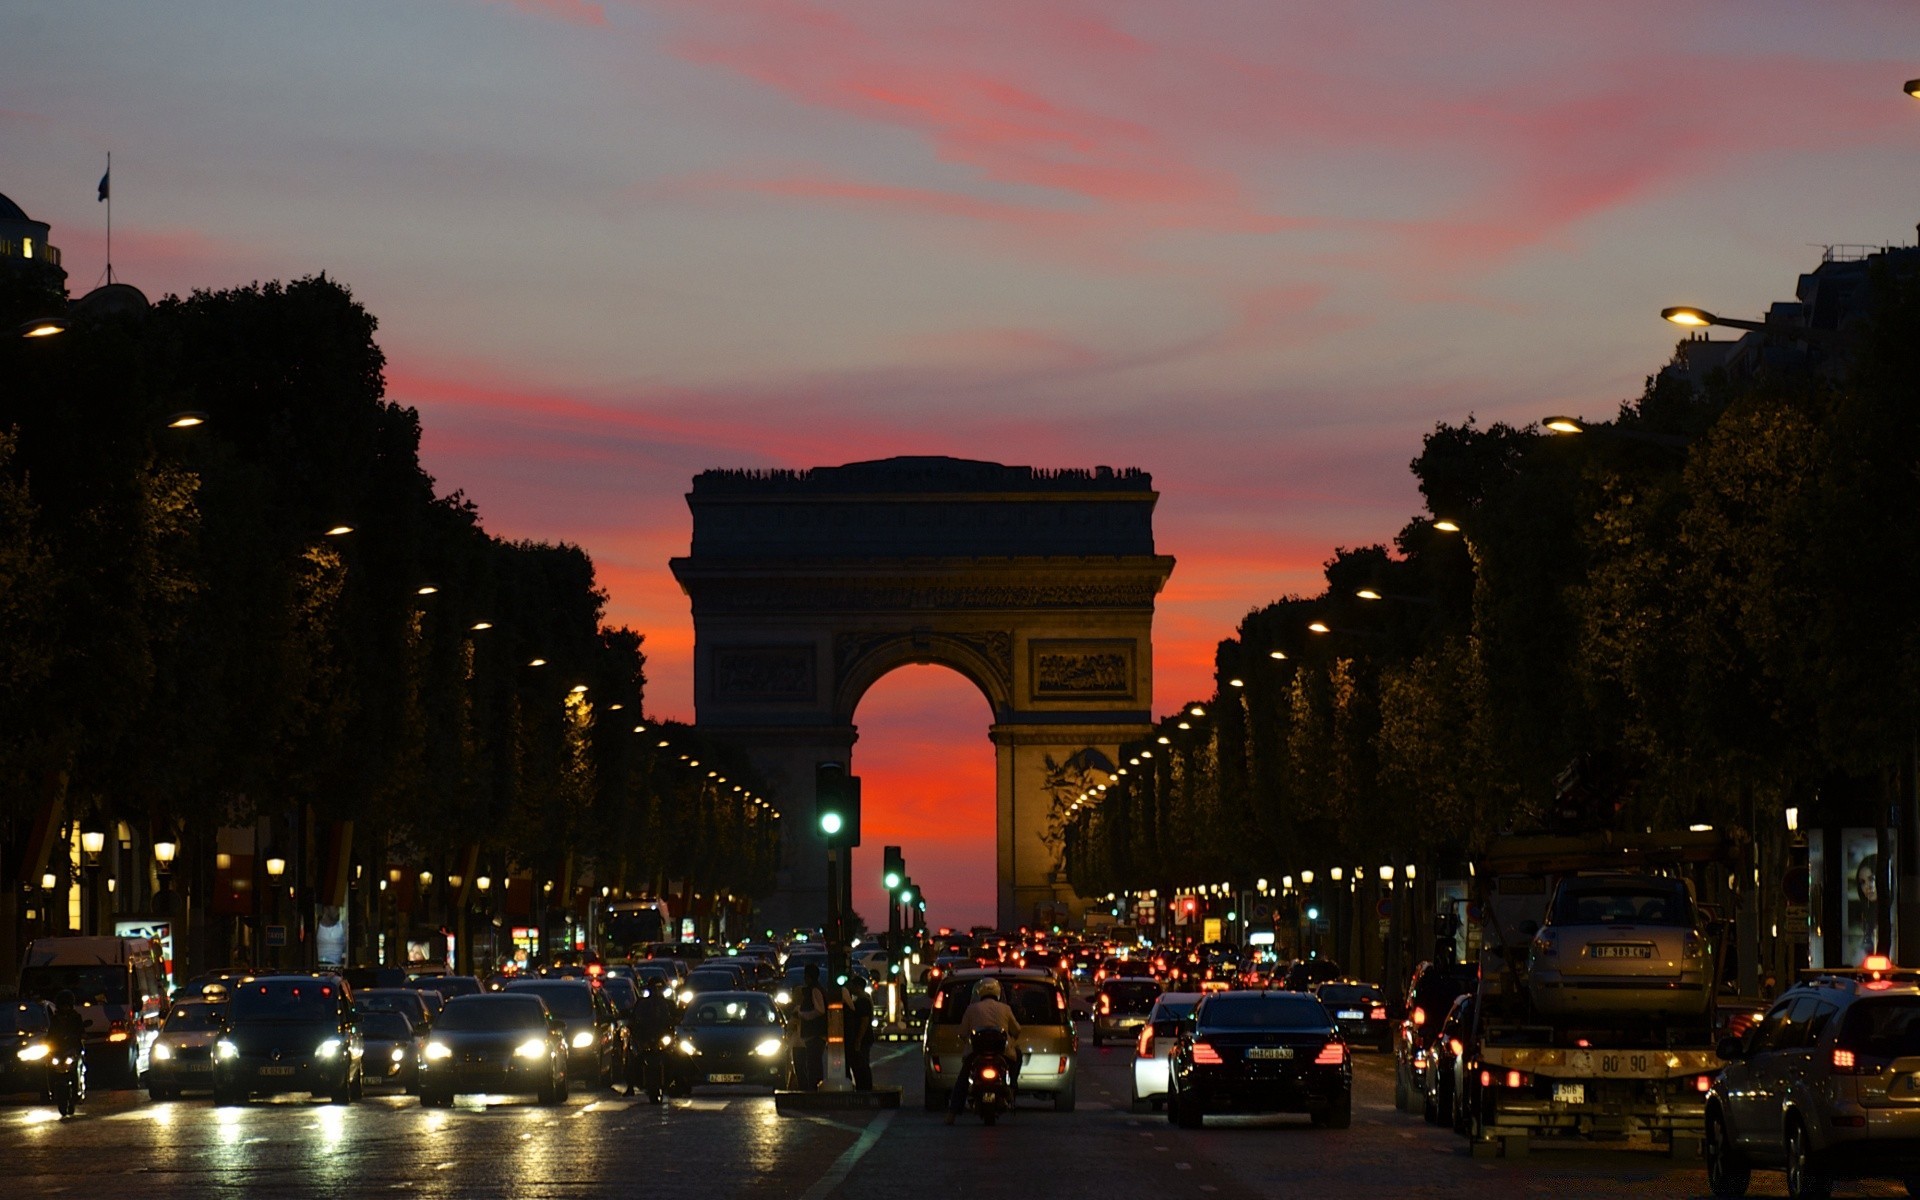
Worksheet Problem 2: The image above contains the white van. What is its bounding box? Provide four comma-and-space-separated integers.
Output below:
19, 936, 167, 1087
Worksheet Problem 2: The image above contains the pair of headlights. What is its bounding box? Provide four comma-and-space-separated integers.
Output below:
676, 1037, 784, 1058
423, 1039, 555, 1062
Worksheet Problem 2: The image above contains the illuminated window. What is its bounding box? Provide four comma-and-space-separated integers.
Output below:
21, 237, 31, 259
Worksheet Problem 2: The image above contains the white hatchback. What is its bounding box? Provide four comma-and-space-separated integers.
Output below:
1128, 992, 1202, 1112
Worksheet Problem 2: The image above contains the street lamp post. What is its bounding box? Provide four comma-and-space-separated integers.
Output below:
265, 856, 287, 968
80, 826, 106, 935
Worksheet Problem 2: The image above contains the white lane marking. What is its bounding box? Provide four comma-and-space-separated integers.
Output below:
796, 1109, 896, 1200
1175, 1162, 1191, 1170
681, 1098, 730, 1111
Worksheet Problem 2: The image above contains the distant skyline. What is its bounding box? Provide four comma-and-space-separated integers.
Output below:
7, 1, 1917, 927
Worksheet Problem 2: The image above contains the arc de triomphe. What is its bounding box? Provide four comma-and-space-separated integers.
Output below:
669, 457, 1175, 932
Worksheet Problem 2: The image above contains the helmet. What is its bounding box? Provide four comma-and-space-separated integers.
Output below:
975, 979, 1001, 1000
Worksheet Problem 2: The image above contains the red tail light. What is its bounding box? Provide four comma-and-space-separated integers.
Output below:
1832, 1047, 1860, 1073
1449, 1038, 1463, 1057
1864, 954, 1893, 973
1411, 1006, 1427, 1027
979, 1066, 999, 1081
1694, 1074, 1713, 1093
1136, 1027, 1155, 1059
1099, 994, 1112, 1015
1192, 1041, 1223, 1065
1369, 1006, 1386, 1020
1314, 1043, 1346, 1066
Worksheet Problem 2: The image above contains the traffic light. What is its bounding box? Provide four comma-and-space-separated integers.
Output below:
882, 845, 904, 891
814, 761, 861, 848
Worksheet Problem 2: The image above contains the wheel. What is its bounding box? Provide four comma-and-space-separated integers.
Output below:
1166, 1090, 1181, 1126
1451, 1081, 1471, 1137
1705, 1112, 1751, 1198
1326, 1088, 1352, 1130
1175, 1088, 1203, 1129
1393, 1062, 1410, 1111
149, 1086, 176, 1102
1785, 1121, 1832, 1199
599, 1054, 614, 1090
329, 1071, 354, 1105
1054, 1082, 1076, 1113
982, 1106, 998, 1127
1128, 1083, 1148, 1114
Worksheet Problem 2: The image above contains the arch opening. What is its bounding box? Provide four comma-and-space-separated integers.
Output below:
850, 663, 998, 932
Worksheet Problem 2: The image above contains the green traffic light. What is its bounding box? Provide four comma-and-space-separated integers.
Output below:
884, 870, 902, 889
819, 812, 844, 836
898, 887, 915, 904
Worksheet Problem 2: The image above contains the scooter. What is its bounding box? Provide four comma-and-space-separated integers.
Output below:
48, 1049, 84, 1117
964, 1027, 1015, 1126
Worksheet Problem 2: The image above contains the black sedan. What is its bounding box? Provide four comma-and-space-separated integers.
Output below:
669, 991, 788, 1094
417, 993, 568, 1106
0, 1000, 53, 1097
360, 1010, 421, 1091
502, 979, 618, 1087
1166, 990, 1352, 1129
1313, 981, 1391, 1051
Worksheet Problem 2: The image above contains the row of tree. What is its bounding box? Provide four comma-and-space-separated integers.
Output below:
1068, 261, 1920, 895
0, 272, 778, 937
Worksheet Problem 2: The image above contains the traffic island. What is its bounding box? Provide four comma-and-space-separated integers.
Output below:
775, 1087, 902, 1114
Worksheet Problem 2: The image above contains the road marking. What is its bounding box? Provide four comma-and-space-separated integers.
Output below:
796, 1109, 896, 1200
1175, 1162, 1191, 1170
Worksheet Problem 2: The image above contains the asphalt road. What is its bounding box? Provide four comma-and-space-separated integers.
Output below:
3, 1031, 1907, 1198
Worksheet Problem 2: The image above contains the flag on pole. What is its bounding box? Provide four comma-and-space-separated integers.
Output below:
97, 170, 110, 202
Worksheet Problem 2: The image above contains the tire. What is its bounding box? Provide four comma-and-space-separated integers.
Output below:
1705, 1112, 1751, 1199
149, 1086, 176, 1102
1054, 1082, 1076, 1113
1451, 1081, 1471, 1137
1785, 1121, 1832, 1200
1128, 1083, 1148, 1114
1175, 1088, 1204, 1129
1327, 1088, 1352, 1130
982, 1106, 998, 1127
350, 1066, 364, 1101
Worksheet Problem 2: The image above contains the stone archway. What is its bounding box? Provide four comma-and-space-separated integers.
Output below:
669, 457, 1175, 931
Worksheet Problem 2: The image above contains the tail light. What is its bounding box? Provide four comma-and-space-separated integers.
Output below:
1100, 994, 1112, 1015
1369, 1006, 1386, 1021
1136, 1027, 1155, 1059
1314, 1043, 1346, 1066
1449, 1038, 1463, 1057
1411, 1006, 1427, 1027
1058, 1056, 1068, 1074
1864, 954, 1893, 973
980, 1066, 999, 1081
1832, 1046, 1861, 1073
1533, 930, 1558, 958
108, 1022, 131, 1043
1192, 1041, 1223, 1065
1694, 1074, 1713, 1093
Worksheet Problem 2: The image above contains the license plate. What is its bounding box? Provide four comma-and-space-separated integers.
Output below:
706, 1073, 743, 1084
1247, 1047, 1294, 1060
1590, 944, 1653, 959
258, 1065, 296, 1077
1337, 1010, 1366, 1020
1553, 1083, 1585, 1104
181, 1063, 211, 1073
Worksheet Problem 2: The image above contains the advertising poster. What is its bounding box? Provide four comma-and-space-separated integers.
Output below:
315, 904, 349, 967
1842, 827, 1888, 967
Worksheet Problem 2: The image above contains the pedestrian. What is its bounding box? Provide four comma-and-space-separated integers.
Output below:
845, 975, 876, 1091
794, 963, 829, 1090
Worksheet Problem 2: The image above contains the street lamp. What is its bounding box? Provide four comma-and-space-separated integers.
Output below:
1432, 519, 1461, 533
1906, 78, 1920, 99
11, 316, 68, 338
265, 857, 287, 880
322, 524, 354, 537
154, 840, 178, 868
1661, 305, 1838, 347
165, 411, 209, 429
1541, 413, 1692, 449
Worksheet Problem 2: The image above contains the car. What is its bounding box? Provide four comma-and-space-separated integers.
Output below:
1526, 874, 1710, 1022
416, 993, 569, 1106
1704, 960, 1920, 1199
1093, 978, 1162, 1048
410, 975, 483, 1002
174, 969, 255, 1003
1165, 989, 1352, 1129
1313, 981, 1391, 1052
683, 967, 751, 1003
146, 998, 227, 1098
0, 1000, 54, 1098
358, 987, 437, 1034
1095, 957, 1155, 984
1393, 960, 1477, 1113
668, 991, 789, 1093
1129, 991, 1202, 1112
924, 956, 975, 995
212, 975, 365, 1105
923, 968, 1078, 1112
1425, 993, 1475, 1130
360, 1009, 421, 1091
502, 979, 618, 1088
1281, 958, 1343, 992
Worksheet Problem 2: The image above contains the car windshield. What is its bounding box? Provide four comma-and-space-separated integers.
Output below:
934, 980, 1062, 1026
163, 1003, 225, 1032
1318, 984, 1384, 1005
506, 984, 593, 1017
1104, 981, 1161, 1003
1550, 881, 1692, 926
686, 996, 779, 1026
417, 977, 481, 998
437, 998, 545, 1032
19, 965, 127, 1005
363, 1011, 414, 1038
1838, 998, 1920, 1059
686, 973, 740, 991
602, 979, 636, 1008
362, 991, 424, 1016
231, 980, 339, 1023
1, 1003, 49, 1034
1198, 995, 1332, 1031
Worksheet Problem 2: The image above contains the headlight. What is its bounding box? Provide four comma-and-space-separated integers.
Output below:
215, 1040, 239, 1060
570, 1030, 595, 1050
152, 1043, 174, 1062
677, 1038, 697, 1056
390, 1047, 406, 1063
514, 1039, 547, 1060
424, 1042, 452, 1061
679, 991, 694, 1005
774, 990, 792, 1006
316, 1038, 343, 1058
755, 1038, 783, 1058
17, 1043, 50, 1062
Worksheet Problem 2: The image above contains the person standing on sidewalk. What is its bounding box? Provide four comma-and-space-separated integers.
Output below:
845, 976, 876, 1091
793, 964, 829, 1090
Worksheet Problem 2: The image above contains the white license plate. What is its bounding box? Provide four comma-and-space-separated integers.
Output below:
1591, 944, 1653, 959
706, 1073, 744, 1084
181, 1062, 211, 1073
1552, 1083, 1585, 1104
1246, 1047, 1294, 1060
258, 1065, 296, 1077
1337, 1010, 1366, 1020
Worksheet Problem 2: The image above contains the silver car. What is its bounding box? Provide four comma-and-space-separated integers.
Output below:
1128, 992, 1200, 1112
147, 999, 227, 1099
1527, 874, 1709, 1021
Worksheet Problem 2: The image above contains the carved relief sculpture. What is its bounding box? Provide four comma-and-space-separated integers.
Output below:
1038, 748, 1115, 880
711, 645, 817, 702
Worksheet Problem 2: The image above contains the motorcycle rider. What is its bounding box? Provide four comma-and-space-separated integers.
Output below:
48, 990, 86, 1114
946, 978, 1020, 1124
625, 983, 679, 1102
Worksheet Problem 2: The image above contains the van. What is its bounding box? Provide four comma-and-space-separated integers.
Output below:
18, 935, 167, 1087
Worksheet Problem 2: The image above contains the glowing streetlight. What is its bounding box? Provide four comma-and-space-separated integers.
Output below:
1268, 649, 1288, 660
323, 524, 354, 537
1356, 588, 1383, 601
469, 621, 493, 631
166, 411, 209, 429
1432, 519, 1461, 533
265, 857, 287, 879
1542, 415, 1586, 434
153, 840, 178, 867
1307, 622, 1331, 634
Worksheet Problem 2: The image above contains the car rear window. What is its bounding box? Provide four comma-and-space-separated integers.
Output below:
437, 997, 546, 1031
363, 1011, 414, 1038
1198, 995, 1331, 1031
1318, 984, 1383, 1005
934, 980, 1063, 1026
231, 980, 339, 1022
507, 983, 594, 1016
1104, 980, 1161, 1002
1410, 970, 1475, 1013
1549, 881, 1692, 926
1837, 998, 1920, 1059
